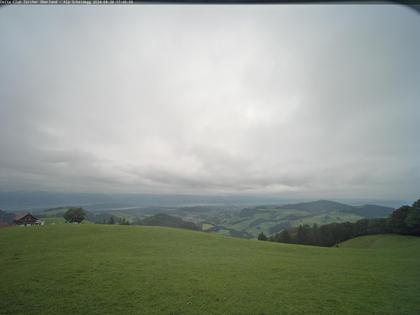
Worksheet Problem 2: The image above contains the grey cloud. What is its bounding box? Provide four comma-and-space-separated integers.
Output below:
0, 5, 419, 200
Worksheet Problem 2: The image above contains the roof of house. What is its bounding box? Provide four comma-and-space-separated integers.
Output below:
14, 212, 38, 221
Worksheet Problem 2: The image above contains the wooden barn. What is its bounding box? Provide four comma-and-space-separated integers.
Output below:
14, 213, 43, 226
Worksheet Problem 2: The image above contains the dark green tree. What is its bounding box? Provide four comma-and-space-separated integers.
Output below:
108, 216, 115, 225
258, 232, 267, 241
296, 225, 311, 244
278, 229, 291, 243
412, 199, 420, 209
405, 206, 420, 235
120, 218, 130, 225
63, 207, 86, 223
389, 205, 411, 233
309, 224, 320, 245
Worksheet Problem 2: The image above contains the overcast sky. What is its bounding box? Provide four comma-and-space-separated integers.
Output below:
0, 4, 419, 200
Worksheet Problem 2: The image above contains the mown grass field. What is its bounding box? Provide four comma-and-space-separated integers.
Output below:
0, 226, 419, 315
41, 217, 93, 225
339, 234, 420, 249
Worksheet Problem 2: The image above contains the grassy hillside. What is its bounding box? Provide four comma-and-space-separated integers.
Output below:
140, 213, 199, 230
339, 234, 420, 249
41, 217, 93, 225
0, 226, 419, 315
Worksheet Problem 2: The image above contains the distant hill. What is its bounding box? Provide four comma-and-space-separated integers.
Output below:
278, 200, 354, 212
350, 204, 395, 218
0, 192, 113, 211
43, 207, 72, 216
210, 200, 395, 239
0, 209, 14, 225
278, 200, 394, 218
140, 213, 199, 230
0, 191, 295, 210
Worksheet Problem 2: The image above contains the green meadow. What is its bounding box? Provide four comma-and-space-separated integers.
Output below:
1, 225, 419, 315
41, 217, 93, 225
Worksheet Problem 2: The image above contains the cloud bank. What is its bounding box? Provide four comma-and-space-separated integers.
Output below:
0, 5, 419, 200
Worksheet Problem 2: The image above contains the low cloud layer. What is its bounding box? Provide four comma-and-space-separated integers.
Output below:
0, 5, 419, 200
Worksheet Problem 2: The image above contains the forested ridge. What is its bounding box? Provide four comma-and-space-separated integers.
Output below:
259, 199, 420, 246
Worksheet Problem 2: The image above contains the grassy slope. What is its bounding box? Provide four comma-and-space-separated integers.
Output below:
41, 217, 93, 225
0, 226, 419, 315
339, 234, 420, 249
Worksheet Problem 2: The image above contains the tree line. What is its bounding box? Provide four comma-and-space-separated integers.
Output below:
258, 199, 420, 246
62, 208, 198, 230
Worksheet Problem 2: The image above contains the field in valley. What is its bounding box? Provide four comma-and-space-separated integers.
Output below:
0, 225, 419, 315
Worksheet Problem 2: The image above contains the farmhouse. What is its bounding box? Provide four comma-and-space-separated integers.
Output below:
14, 213, 43, 226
